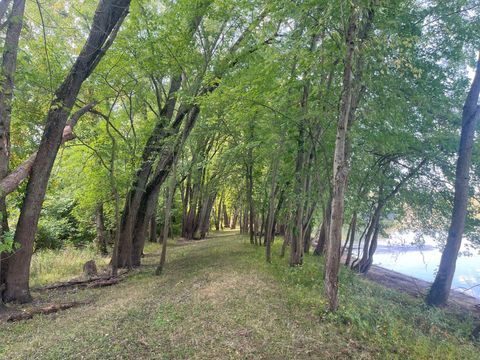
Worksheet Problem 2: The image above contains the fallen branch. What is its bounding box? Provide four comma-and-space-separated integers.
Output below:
7, 301, 91, 322
38, 272, 127, 291
86, 278, 119, 288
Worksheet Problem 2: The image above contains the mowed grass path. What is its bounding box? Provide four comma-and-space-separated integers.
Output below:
0, 232, 478, 359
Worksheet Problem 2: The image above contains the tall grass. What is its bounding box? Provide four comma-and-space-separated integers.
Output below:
30, 244, 110, 287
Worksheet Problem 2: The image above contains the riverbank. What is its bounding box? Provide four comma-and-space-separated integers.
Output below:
365, 265, 480, 317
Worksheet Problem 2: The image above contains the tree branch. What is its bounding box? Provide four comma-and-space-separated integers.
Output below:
0, 102, 97, 196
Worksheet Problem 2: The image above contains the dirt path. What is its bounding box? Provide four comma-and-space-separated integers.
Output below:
0, 235, 373, 360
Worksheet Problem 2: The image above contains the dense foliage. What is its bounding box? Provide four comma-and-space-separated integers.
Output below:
0, 0, 478, 317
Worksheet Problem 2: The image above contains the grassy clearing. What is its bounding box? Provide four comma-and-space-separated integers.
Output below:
0, 232, 478, 359
29, 244, 110, 287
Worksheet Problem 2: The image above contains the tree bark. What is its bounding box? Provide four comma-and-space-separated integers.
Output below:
324, 2, 375, 311
95, 203, 108, 255
215, 195, 222, 231
0, 0, 11, 23
265, 161, 278, 262
0, 0, 24, 186
344, 212, 357, 266
324, 11, 357, 312
223, 206, 230, 229
4, 0, 130, 303
149, 208, 157, 243
116, 76, 182, 268
427, 53, 480, 307
0, 0, 24, 305
290, 120, 306, 266
230, 207, 238, 229
314, 200, 331, 256
156, 165, 176, 275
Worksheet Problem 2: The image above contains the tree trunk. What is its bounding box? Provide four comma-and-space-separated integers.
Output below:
230, 207, 238, 229
156, 170, 176, 275
131, 185, 161, 266
265, 173, 278, 262
223, 206, 230, 229
280, 222, 290, 258
116, 76, 182, 268
247, 163, 255, 245
290, 120, 306, 266
314, 200, 331, 256
344, 212, 357, 266
95, 203, 108, 255
303, 223, 312, 254
427, 53, 480, 307
199, 194, 215, 239
353, 210, 381, 273
149, 209, 157, 243
0, 0, 24, 304
0, 0, 25, 192
4, 0, 130, 303
215, 195, 222, 231
324, 11, 357, 312
0, 0, 11, 22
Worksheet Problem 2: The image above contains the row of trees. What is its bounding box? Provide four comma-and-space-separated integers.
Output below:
0, 0, 478, 314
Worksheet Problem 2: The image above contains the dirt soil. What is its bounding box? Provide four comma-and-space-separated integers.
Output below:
365, 264, 480, 317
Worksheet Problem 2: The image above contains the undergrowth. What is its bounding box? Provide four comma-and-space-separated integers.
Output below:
257, 239, 478, 359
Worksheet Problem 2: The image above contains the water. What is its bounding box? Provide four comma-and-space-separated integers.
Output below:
371, 232, 480, 299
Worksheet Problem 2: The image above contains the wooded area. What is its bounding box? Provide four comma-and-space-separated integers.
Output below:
0, 0, 479, 358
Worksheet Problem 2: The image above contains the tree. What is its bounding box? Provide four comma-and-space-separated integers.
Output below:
324, 1, 375, 312
0, 0, 25, 304
4, 0, 131, 303
427, 52, 480, 307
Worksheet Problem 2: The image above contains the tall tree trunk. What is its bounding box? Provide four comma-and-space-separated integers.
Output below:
290, 121, 306, 266
4, 0, 130, 303
131, 185, 161, 266
156, 169, 176, 275
271, 188, 285, 244
353, 209, 381, 273
247, 162, 255, 245
215, 195, 222, 231
149, 209, 157, 243
314, 200, 331, 256
427, 53, 480, 307
324, 11, 357, 312
180, 179, 188, 237
265, 163, 278, 262
131, 106, 200, 263
0, 0, 24, 304
0, 0, 24, 193
199, 193, 215, 239
344, 211, 357, 266
323, 1, 375, 311
223, 206, 230, 229
95, 203, 108, 255
116, 76, 182, 268
280, 223, 290, 258
230, 207, 238, 229
0, 0, 11, 22
303, 223, 312, 254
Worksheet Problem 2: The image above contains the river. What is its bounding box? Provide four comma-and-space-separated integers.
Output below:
371, 232, 480, 299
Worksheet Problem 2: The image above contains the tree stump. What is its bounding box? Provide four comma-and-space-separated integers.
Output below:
83, 260, 98, 278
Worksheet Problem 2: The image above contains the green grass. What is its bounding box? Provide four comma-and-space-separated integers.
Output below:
0, 233, 478, 359
29, 244, 110, 287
